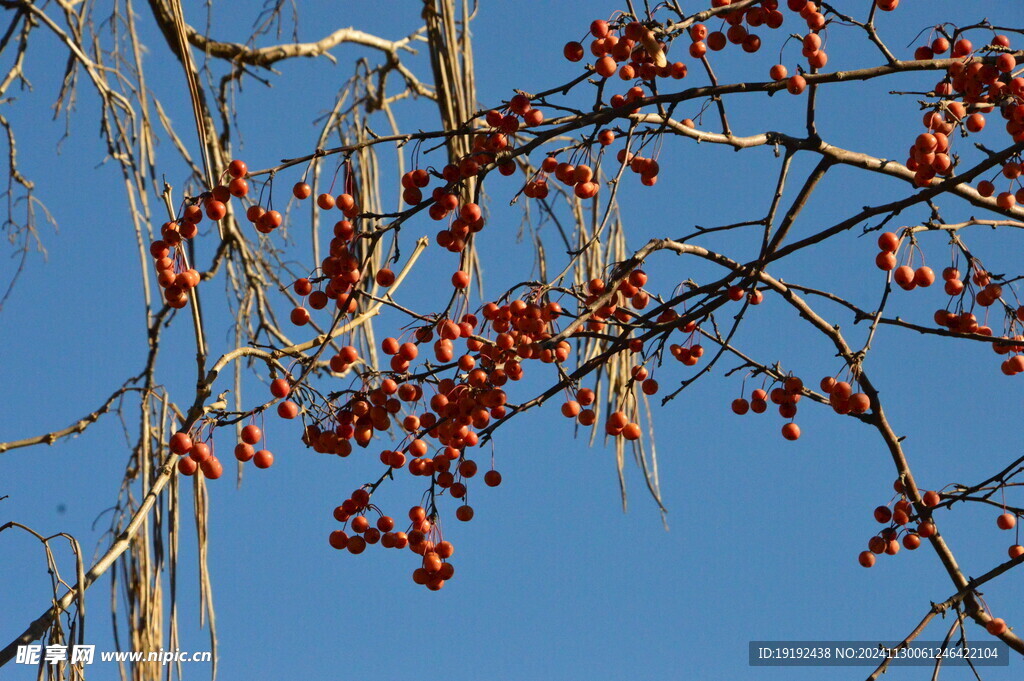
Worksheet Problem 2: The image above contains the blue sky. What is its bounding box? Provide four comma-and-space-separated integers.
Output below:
2, 1, 1023, 679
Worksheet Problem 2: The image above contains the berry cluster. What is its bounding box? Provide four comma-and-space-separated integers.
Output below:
232, 424, 275, 470
565, 19, 687, 81
818, 376, 870, 416
858, 481, 940, 568
149, 239, 199, 310
582, 271, 652, 328
329, 494, 459, 591
903, 30, 1024, 194
873, 231, 934, 291
149, 159, 254, 308
284, 184, 368, 323
731, 375, 805, 440
170, 431, 224, 479
860, 481, 1022, 570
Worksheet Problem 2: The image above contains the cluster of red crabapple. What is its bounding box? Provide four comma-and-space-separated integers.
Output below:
171, 372, 297, 481
169, 422, 275, 480
860, 483, 936, 570
277, 224, 728, 582
327, 488, 482, 591
562, 1, 849, 101
731, 375, 805, 441
148, 160, 251, 308
904, 31, 1023, 194
874, 228, 1024, 376
859, 480, 1021, 631
149, 239, 199, 310
861, 483, 1022, 567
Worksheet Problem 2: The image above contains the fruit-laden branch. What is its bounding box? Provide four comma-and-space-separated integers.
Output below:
237, 49, 1022, 176
208, 237, 430, 376
146, 0, 329, 357
661, 0, 761, 35
785, 283, 1022, 347
0, 235, 429, 667
755, 265, 1024, 654
606, 237, 1024, 653
629, 113, 1024, 221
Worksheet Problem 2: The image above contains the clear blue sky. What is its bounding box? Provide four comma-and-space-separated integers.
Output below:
2, 1, 1022, 679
